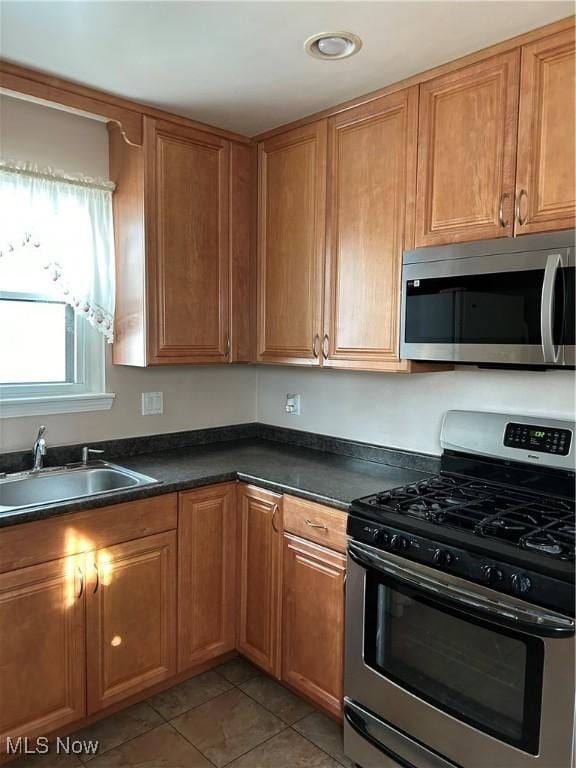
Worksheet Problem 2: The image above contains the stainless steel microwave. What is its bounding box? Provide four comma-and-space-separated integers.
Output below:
400, 231, 575, 367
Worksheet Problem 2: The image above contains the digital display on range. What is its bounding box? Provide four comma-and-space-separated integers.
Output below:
504, 423, 572, 456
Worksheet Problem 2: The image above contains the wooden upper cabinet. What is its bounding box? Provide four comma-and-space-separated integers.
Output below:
147, 119, 230, 363
257, 122, 327, 365
282, 534, 345, 718
415, 50, 520, 246
323, 87, 418, 370
0, 558, 85, 753
110, 118, 254, 366
178, 484, 237, 671
237, 485, 283, 678
515, 28, 576, 234
86, 531, 177, 714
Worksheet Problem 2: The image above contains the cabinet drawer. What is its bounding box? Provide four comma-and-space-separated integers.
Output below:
283, 496, 347, 553
0, 494, 178, 574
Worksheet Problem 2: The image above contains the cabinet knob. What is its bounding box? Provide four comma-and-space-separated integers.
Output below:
322, 334, 329, 360
498, 192, 509, 228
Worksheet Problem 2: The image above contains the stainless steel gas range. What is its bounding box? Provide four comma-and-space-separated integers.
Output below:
344, 410, 575, 768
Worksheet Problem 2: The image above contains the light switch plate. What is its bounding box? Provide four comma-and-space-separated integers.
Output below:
142, 391, 163, 415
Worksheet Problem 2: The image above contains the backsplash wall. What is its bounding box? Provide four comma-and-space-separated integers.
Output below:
256, 366, 576, 456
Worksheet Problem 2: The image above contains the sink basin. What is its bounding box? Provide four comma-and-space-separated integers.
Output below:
0, 461, 160, 513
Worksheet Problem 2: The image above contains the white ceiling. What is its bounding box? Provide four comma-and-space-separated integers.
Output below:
0, 1, 573, 136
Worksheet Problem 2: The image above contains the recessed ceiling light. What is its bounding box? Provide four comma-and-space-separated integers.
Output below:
304, 32, 362, 60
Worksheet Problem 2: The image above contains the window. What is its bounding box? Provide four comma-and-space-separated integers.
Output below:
0, 160, 115, 417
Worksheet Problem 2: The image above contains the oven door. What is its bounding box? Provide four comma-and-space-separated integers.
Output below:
344, 542, 575, 768
400, 247, 575, 366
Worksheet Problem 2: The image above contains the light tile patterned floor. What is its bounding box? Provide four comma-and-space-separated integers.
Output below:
8, 658, 352, 768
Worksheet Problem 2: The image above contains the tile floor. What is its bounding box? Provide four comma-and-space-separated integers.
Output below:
9, 658, 352, 768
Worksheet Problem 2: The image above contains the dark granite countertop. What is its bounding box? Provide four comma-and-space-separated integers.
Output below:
0, 437, 431, 528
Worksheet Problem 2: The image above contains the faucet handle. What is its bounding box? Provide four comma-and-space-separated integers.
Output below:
36, 425, 47, 440
82, 446, 104, 465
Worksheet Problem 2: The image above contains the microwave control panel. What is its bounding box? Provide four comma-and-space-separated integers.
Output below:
504, 422, 572, 456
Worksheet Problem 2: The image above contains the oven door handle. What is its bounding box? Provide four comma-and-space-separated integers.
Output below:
540, 252, 563, 364
349, 541, 575, 638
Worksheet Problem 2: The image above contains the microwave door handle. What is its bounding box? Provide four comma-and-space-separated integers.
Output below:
540, 253, 562, 364
348, 541, 575, 637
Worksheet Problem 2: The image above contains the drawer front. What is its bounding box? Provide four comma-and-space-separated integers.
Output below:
0, 494, 178, 574
283, 496, 347, 553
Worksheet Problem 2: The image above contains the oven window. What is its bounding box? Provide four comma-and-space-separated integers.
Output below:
364, 573, 544, 754
404, 269, 543, 344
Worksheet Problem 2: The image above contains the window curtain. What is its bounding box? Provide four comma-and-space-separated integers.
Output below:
0, 160, 116, 342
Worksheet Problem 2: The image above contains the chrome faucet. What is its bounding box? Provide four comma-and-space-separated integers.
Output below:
31, 426, 47, 473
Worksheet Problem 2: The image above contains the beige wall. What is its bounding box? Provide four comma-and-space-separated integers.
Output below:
256, 367, 576, 456
0, 95, 258, 452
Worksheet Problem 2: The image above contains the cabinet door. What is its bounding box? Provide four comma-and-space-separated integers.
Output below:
515, 29, 576, 234
178, 484, 237, 671
257, 122, 327, 365
86, 531, 177, 714
0, 558, 85, 750
282, 535, 345, 718
147, 119, 230, 364
237, 485, 283, 677
415, 51, 520, 246
324, 88, 418, 370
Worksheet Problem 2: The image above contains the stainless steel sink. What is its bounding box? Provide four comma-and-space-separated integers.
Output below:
0, 461, 160, 513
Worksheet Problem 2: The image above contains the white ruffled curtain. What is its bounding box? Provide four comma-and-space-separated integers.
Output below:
0, 160, 116, 342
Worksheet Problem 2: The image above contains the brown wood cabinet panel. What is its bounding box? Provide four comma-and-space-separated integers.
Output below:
515, 28, 576, 234
324, 87, 418, 370
86, 531, 177, 713
0, 495, 177, 575
416, 50, 520, 246
283, 495, 348, 554
0, 558, 85, 753
257, 122, 327, 365
237, 485, 283, 677
282, 534, 345, 718
178, 484, 237, 671
230, 143, 256, 362
147, 119, 230, 363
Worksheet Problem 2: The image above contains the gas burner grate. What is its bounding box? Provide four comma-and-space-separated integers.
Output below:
365, 474, 575, 560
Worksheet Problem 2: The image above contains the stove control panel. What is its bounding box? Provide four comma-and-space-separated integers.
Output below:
347, 516, 574, 616
504, 422, 572, 455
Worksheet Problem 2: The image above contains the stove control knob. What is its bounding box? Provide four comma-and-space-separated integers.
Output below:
482, 565, 504, 585
362, 526, 380, 544
390, 534, 409, 551
511, 573, 532, 595
378, 530, 390, 546
433, 548, 453, 566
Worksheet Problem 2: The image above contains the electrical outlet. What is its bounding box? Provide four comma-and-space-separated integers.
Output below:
142, 392, 163, 415
285, 393, 301, 416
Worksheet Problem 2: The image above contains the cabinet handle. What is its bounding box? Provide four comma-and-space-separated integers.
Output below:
321, 334, 329, 360
225, 334, 231, 357
312, 334, 320, 359
93, 562, 100, 593
76, 567, 84, 599
515, 189, 528, 226
305, 518, 328, 531
498, 192, 509, 228
271, 503, 280, 533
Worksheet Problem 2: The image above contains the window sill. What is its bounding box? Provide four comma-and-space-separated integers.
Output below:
0, 392, 116, 418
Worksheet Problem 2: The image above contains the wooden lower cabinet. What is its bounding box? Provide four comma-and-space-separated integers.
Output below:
86, 531, 177, 714
237, 485, 283, 677
282, 534, 346, 718
0, 557, 86, 753
178, 484, 237, 671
